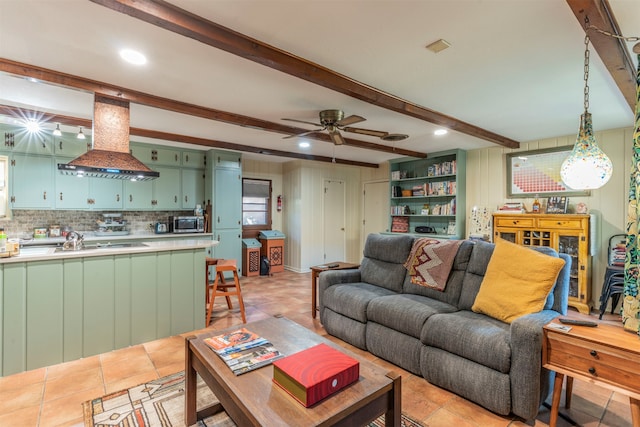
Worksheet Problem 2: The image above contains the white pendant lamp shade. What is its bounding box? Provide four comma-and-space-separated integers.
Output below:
560, 113, 612, 190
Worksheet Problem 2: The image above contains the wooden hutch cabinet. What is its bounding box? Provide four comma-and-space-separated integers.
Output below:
492, 213, 591, 314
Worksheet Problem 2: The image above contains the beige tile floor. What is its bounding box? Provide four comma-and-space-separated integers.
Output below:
0, 270, 633, 427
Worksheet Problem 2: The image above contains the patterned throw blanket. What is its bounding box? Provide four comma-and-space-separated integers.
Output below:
403, 238, 463, 291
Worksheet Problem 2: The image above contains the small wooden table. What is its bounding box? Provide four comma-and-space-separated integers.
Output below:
542, 319, 640, 427
185, 316, 401, 426
310, 262, 359, 319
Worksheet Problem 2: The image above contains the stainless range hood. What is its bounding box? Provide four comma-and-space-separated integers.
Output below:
57, 95, 159, 181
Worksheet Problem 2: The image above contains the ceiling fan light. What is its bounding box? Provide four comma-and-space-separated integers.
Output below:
382, 133, 409, 142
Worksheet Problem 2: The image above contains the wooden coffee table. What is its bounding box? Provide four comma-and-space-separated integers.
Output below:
185, 316, 401, 426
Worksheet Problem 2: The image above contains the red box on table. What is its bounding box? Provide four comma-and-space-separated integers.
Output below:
272, 343, 360, 407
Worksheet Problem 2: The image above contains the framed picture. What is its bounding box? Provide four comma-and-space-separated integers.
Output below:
506, 146, 590, 198
546, 196, 568, 214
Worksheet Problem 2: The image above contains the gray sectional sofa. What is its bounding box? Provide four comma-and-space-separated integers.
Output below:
318, 233, 571, 421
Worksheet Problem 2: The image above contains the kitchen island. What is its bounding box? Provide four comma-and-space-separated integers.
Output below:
0, 238, 216, 377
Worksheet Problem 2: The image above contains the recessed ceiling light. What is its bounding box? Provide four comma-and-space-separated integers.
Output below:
25, 119, 40, 133
298, 141, 310, 148
434, 129, 448, 136
119, 49, 147, 65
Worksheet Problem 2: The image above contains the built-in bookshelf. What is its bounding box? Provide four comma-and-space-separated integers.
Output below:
388, 149, 466, 239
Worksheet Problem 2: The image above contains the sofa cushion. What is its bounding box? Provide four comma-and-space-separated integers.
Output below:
471, 238, 565, 323
322, 282, 397, 323
421, 311, 511, 373
360, 233, 414, 292
457, 240, 494, 310
367, 294, 458, 339
403, 240, 475, 307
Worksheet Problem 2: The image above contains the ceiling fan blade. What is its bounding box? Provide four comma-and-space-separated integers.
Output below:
282, 118, 323, 127
343, 126, 389, 138
328, 129, 346, 145
282, 129, 323, 139
337, 115, 365, 126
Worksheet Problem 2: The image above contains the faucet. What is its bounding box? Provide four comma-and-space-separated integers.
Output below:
63, 231, 84, 251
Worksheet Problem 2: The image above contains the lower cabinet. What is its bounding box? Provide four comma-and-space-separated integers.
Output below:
0, 249, 206, 376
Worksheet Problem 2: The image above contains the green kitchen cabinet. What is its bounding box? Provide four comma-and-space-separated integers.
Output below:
213, 151, 241, 169
53, 134, 90, 157
130, 144, 181, 167
90, 179, 124, 210
123, 178, 153, 209
154, 166, 181, 210
211, 228, 242, 260
181, 168, 205, 210
205, 150, 242, 273
54, 157, 90, 209
54, 160, 124, 210
214, 167, 242, 229
182, 150, 206, 169
10, 153, 54, 209
0, 247, 206, 376
123, 166, 182, 210
2, 126, 53, 156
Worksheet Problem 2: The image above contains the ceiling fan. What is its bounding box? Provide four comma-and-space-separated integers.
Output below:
282, 109, 408, 145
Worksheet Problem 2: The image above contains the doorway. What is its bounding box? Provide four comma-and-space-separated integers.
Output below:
323, 179, 346, 262
362, 180, 390, 248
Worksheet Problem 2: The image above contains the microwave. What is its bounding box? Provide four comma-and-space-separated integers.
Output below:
169, 216, 205, 233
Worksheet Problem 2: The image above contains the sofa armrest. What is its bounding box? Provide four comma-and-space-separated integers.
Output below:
509, 310, 560, 420
318, 269, 361, 311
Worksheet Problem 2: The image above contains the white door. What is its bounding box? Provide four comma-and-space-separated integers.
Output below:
363, 180, 390, 247
323, 179, 346, 262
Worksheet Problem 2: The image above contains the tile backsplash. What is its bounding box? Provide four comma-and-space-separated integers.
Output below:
1, 210, 193, 239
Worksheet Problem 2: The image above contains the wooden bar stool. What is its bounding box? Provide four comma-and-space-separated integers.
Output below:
205, 258, 246, 325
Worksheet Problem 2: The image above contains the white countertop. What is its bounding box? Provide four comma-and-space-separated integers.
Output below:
19, 232, 212, 246
2, 238, 218, 264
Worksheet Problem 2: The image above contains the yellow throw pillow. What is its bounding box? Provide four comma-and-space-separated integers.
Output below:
471, 238, 566, 323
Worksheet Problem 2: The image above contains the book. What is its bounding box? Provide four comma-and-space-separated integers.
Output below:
272, 343, 360, 407
205, 328, 284, 375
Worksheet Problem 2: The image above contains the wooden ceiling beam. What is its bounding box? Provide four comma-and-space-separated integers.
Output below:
0, 104, 379, 168
0, 58, 425, 159
566, 0, 636, 112
89, 0, 520, 149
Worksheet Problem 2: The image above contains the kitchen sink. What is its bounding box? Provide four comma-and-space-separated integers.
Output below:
54, 242, 148, 252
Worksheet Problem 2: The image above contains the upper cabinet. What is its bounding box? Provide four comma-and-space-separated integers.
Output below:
10, 154, 54, 209
130, 145, 181, 166
1, 123, 206, 212
182, 150, 206, 169
2, 127, 53, 156
53, 134, 90, 158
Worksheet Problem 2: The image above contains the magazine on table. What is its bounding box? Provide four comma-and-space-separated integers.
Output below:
204, 327, 284, 375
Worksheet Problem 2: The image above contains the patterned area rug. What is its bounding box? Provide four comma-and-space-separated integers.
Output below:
83, 371, 423, 427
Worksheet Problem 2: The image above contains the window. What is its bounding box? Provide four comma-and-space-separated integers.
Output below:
242, 178, 271, 237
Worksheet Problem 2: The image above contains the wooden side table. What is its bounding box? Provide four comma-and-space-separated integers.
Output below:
542, 319, 640, 427
310, 262, 359, 319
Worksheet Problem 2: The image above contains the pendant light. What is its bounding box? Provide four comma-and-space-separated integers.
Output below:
560, 34, 612, 190
53, 123, 62, 136
77, 126, 86, 140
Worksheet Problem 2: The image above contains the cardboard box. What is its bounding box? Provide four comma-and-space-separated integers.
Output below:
273, 343, 359, 407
